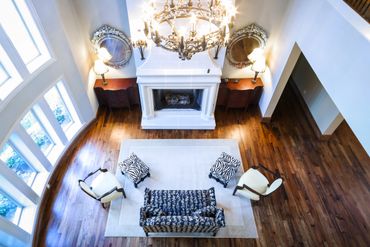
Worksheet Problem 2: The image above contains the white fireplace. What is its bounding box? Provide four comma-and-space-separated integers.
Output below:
136, 47, 222, 129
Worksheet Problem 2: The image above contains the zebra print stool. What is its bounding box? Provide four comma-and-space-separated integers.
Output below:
209, 152, 241, 188
119, 153, 150, 188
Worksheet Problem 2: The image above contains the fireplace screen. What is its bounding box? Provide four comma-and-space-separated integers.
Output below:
153, 89, 203, 111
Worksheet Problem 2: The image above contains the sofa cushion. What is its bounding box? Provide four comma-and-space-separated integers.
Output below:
192, 206, 217, 217
145, 205, 166, 217
145, 215, 216, 227
119, 153, 150, 183
210, 152, 241, 183
144, 188, 216, 216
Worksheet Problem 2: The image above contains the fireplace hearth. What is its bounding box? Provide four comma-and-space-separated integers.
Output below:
153, 89, 203, 111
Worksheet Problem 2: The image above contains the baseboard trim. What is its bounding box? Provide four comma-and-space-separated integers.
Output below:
258, 106, 272, 123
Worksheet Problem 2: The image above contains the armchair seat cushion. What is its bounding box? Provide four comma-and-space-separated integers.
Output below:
237, 168, 269, 194
90, 171, 122, 197
209, 152, 241, 186
119, 153, 150, 185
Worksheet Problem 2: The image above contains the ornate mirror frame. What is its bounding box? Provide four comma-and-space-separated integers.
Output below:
91, 25, 132, 68
226, 23, 268, 69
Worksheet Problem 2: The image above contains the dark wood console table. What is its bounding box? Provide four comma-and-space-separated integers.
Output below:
217, 78, 263, 111
94, 78, 140, 110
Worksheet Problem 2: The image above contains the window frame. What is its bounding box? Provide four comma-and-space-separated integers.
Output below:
0, 62, 11, 86
0, 0, 51, 73
20, 109, 56, 157
0, 142, 39, 187
44, 85, 75, 132
0, 189, 23, 226
0, 43, 23, 101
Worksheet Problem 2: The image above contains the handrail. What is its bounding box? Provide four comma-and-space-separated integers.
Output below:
344, 0, 370, 22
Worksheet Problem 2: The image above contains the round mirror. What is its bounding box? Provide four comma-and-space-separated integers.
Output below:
91, 25, 132, 68
226, 23, 268, 68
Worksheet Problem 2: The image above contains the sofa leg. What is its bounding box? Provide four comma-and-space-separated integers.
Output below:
213, 232, 217, 236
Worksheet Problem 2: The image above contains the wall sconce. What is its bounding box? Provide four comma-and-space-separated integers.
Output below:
97, 47, 112, 62
251, 57, 266, 84
133, 39, 147, 60
93, 59, 109, 85
247, 47, 264, 63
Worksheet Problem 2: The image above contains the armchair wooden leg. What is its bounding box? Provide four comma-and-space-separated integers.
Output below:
122, 189, 126, 198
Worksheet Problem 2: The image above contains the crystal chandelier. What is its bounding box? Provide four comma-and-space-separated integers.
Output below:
142, 0, 236, 60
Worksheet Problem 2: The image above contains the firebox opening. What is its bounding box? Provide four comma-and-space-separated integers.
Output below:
153, 89, 203, 111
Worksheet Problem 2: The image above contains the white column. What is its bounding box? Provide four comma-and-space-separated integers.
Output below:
139, 84, 154, 119
205, 84, 218, 120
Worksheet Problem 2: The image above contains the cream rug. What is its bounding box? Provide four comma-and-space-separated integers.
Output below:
105, 139, 258, 238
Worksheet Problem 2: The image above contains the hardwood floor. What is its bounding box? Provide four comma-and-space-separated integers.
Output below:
35, 84, 370, 247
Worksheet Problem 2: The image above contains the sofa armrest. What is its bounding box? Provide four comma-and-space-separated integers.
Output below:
139, 207, 147, 227
215, 208, 226, 227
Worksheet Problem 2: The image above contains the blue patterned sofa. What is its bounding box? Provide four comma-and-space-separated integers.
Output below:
139, 187, 225, 236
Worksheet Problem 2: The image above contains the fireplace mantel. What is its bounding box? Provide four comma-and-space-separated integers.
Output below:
136, 47, 222, 129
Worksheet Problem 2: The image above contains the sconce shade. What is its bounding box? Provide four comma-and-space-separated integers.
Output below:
247, 48, 264, 63
93, 59, 109, 75
251, 57, 266, 73
97, 47, 112, 61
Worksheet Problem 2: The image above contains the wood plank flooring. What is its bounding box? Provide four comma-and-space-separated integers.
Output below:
35, 84, 370, 247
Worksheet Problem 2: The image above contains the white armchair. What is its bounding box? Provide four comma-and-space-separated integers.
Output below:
78, 168, 126, 208
232, 164, 283, 201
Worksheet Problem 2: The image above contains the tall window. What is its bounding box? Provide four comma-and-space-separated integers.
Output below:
20, 111, 54, 156
0, 0, 50, 72
0, 44, 22, 100
0, 143, 37, 186
44, 86, 74, 131
0, 190, 22, 225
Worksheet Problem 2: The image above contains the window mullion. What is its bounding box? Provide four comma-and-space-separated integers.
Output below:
0, 26, 29, 78
0, 217, 30, 245
12, 125, 52, 172
36, 98, 68, 145
0, 160, 39, 205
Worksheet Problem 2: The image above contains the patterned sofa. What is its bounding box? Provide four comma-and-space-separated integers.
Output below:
139, 187, 225, 236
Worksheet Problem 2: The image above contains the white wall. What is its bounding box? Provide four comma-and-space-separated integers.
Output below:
222, 0, 291, 78
292, 54, 343, 135
71, 0, 136, 78
259, 0, 370, 154
55, 0, 98, 115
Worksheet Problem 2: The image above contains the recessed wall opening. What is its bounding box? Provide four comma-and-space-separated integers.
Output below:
153, 89, 203, 111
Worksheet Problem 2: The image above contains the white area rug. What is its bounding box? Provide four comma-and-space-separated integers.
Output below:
105, 139, 258, 238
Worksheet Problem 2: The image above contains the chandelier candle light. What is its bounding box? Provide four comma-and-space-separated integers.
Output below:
142, 0, 236, 60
